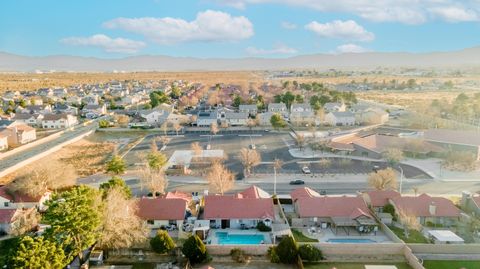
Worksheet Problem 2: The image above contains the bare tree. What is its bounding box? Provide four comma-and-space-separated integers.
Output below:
161, 122, 168, 135
318, 158, 332, 169
10, 160, 77, 196
206, 161, 234, 195
295, 134, 306, 151
98, 187, 148, 249
173, 122, 182, 136
210, 122, 219, 136
190, 142, 203, 157
10, 208, 40, 236
239, 148, 261, 177
247, 118, 257, 132
139, 166, 168, 195
382, 148, 404, 164
114, 114, 130, 128
397, 209, 421, 238
367, 167, 398, 191
158, 136, 171, 147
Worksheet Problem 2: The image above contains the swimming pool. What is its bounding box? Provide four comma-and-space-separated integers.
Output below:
216, 232, 265, 245
327, 238, 376, 243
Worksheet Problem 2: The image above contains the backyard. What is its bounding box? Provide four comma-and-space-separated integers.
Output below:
304, 262, 412, 269
422, 260, 480, 269
388, 226, 430, 244
292, 228, 319, 242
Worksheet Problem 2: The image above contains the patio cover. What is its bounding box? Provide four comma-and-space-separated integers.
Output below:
428, 230, 464, 243
272, 223, 291, 236
331, 217, 358, 227
356, 218, 377, 226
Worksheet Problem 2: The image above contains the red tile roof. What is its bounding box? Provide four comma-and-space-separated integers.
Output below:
137, 197, 186, 220
366, 190, 401, 207
295, 196, 372, 219
290, 187, 321, 201
164, 190, 192, 203
237, 185, 270, 199
390, 194, 461, 217
0, 209, 17, 223
203, 195, 274, 220
0, 185, 44, 203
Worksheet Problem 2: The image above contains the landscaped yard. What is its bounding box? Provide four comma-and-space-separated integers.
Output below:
291, 228, 319, 242
0, 237, 19, 265
423, 260, 480, 269
304, 262, 412, 269
388, 226, 430, 244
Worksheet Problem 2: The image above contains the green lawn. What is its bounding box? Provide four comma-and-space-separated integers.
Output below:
304, 262, 412, 269
388, 226, 430, 244
423, 260, 480, 269
0, 237, 20, 265
291, 228, 319, 242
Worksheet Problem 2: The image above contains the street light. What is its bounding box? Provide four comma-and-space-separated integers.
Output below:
398, 165, 404, 194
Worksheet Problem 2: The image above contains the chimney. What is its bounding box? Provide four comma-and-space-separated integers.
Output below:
461, 191, 472, 208
429, 202, 436, 216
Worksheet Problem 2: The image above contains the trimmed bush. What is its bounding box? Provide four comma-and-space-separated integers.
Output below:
298, 244, 323, 262
267, 246, 280, 263
150, 230, 175, 254
182, 235, 207, 264
275, 236, 298, 264
256, 221, 272, 232
230, 248, 250, 263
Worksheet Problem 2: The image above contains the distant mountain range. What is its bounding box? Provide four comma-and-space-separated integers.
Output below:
1, 47, 480, 72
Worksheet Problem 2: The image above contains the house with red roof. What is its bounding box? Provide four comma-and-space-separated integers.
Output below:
203, 186, 274, 229
137, 196, 188, 230
291, 188, 377, 234
0, 185, 51, 211
389, 194, 461, 227
0, 207, 36, 235
361, 190, 401, 213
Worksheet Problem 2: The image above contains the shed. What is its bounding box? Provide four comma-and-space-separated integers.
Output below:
428, 230, 464, 244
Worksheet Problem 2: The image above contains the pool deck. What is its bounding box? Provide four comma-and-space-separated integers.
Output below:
207, 229, 273, 245
297, 227, 393, 243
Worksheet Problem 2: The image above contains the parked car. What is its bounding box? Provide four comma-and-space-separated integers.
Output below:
249, 144, 256, 149
205, 144, 211, 150
302, 166, 311, 174
289, 179, 305, 185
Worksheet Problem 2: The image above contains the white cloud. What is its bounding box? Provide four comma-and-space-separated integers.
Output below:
305, 20, 374, 42
335, 43, 370, 54
103, 10, 254, 45
281, 21, 297, 29
213, 0, 480, 24
60, 34, 146, 54
429, 6, 479, 22
246, 44, 298, 55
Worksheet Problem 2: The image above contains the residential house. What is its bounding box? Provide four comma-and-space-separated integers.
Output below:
19, 104, 52, 115
422, 129, 480, 160
196, 111, 218, 127
223, 112, 248, 126
66, 96, 82, 105
203, 186, 274, 229
291, 187, 377, 234
0, 208, 36, 234
12, 113, 44, 127
268, 103, 288, 117
42, 113, 78, 129
257, 112, 274, 126
53, 103, 78, 115
0, 185, 51, 211
137, 196, 187, 230
82, 95, 99, 105
0, 124, 36, 145
325, 111, 356, 126
355, 108, 389, 125
53, 88, 68, 98
361, 190, 401, 213
389, 194, 461, 227
239, 104, 258, 117
324, 102, 346, 113
37, 88, 53, 97
139, 109, 171, 126
82, 104, 107, 118
460, 191, 480, 217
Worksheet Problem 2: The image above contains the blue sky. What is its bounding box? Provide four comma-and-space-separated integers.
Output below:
1, 0, 480, 58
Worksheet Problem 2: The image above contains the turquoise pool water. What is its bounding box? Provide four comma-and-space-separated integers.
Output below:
327, 238, 376, 243
216, 232, 265, 245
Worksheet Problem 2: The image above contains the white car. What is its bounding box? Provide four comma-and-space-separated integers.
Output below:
302, 166, 311, 174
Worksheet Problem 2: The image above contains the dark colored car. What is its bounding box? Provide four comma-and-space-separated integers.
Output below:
289, 179, 305, 185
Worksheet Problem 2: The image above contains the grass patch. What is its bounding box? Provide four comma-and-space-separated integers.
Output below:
388, 225, 430, 244
304, 262, 412, 269
291, 228, 319, 242
0, 237, 20, 265
423, 260, 480, 269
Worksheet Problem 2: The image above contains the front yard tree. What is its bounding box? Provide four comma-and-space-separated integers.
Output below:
11, 236, 66, 269
147, 151, 168, 171
99, 176, 132, 199
106, 154, 126, 175
239, 148, 261, 177
368, 168, 398, 191
397, 209, 421, 239
298, 244, 323, 262
173, 122, 182, 136
382, 148, 404, 164
191, 142, 203, 157
294, 134, 306, 151
98, 187, 148, 249
182, 235, 208, 264
150, 230, 175, 254
206, 161, 234, 195
140, 167, 168, 195
43, 185, 103, 263
270, 114, 286, 130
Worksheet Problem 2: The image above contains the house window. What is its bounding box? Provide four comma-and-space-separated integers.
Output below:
147, 220, 154, 225
4, 202, 9, 207
168, 220, 176, 226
